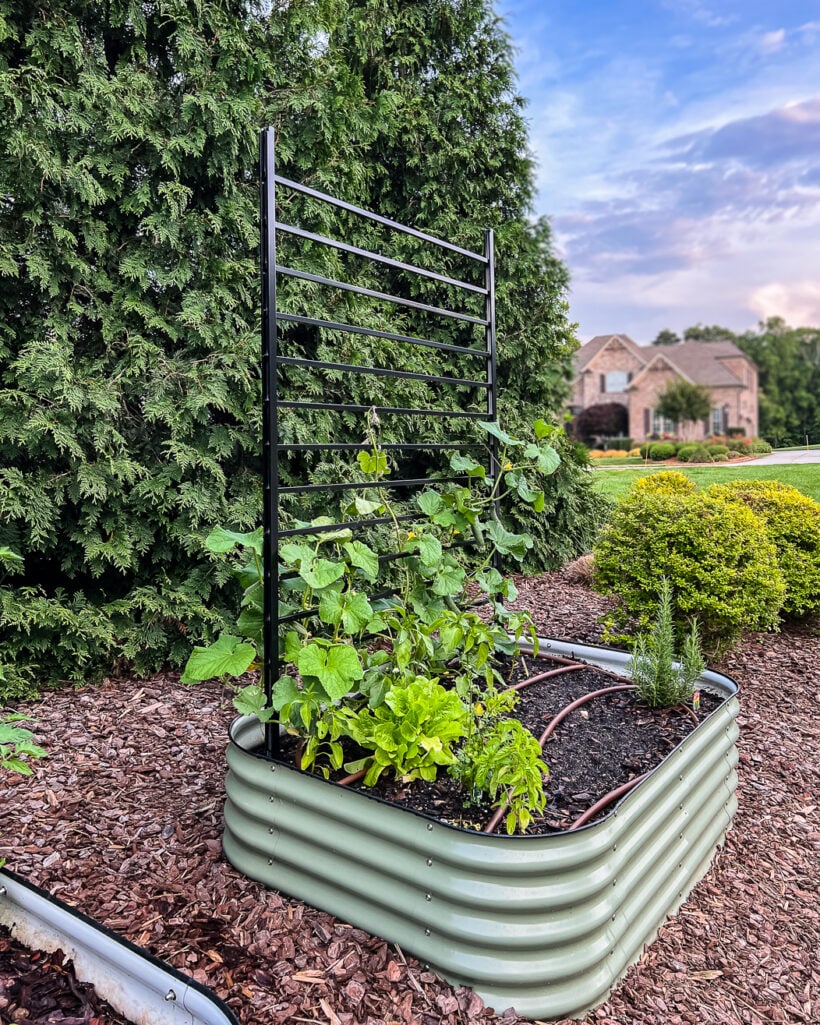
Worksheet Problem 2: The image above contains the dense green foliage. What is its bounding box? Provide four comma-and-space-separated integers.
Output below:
705, 481, 820, 619
0, 0, 586, 695
571, 402, 629, 445
651, 329, 681, 346
735, 319, 820, 447
593, 486, 785, 653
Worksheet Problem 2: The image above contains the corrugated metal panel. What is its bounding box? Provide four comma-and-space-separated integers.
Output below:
223, 638, 739, 1020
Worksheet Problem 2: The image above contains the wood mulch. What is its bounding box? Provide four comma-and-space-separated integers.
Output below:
1, 567, 818, 1025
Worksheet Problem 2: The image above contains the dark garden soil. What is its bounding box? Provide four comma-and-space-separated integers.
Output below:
0, 924, 130, 1024
318, 663, 721, 834
1, 566, 818, 1025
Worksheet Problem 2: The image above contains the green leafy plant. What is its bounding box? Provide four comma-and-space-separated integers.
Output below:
182, 419, 558, 831
0, 712, 47, 777
630, 580, 705, 707
453, 714, 548, 834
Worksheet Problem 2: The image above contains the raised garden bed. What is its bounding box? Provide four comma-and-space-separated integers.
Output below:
223, 637, 739, 1021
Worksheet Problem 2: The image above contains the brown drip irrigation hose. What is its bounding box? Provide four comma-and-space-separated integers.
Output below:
338, 767, 367, 786
508, 663, 587, 690
483, 683, 636, 834
566, 772, 649, 830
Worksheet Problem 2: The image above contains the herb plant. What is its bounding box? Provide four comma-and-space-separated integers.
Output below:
183, 419, 560, 833
630, 579, 706, 708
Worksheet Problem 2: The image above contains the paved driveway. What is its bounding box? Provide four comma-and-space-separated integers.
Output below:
743, 449, 820, 465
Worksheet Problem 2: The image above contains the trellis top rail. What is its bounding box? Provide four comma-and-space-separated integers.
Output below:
275, 173, 489, 263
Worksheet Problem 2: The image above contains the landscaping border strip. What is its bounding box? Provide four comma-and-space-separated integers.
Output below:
0, 867, 240, 1025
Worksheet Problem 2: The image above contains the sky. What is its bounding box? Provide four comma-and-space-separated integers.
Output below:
494, 0, 820, 345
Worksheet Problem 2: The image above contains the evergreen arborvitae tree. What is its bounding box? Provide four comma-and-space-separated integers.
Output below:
0, 0, 597, 694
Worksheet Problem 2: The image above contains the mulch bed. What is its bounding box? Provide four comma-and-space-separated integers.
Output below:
0, 925, 130, 1024
1, 567, 818, 1025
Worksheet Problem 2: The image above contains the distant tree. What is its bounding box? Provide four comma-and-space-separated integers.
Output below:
683, 324, 737, 342
655, 380, 712, 440
736, 318, 820, 445
652, 329, 681, 346
572, 403, 629, 445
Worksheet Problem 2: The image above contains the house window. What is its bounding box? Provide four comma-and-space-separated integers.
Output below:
651, 410, 677, 435
603, 370, 630, 392
711, 407, 725, 435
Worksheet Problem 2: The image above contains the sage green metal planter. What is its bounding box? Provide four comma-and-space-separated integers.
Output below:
223, 637, 739, 1020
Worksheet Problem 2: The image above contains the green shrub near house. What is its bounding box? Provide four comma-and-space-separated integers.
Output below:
593, 485, 785, 653
594, 472, 820, 651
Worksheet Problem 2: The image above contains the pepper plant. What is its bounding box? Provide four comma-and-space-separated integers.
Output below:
183, 420, 558, 832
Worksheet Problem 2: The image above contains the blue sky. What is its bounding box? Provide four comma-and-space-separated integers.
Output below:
495, 0, 820, 344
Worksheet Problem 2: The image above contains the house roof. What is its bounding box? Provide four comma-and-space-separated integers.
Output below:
657, 340, 749, 387
576, 334, 647, 371
575, 335, 752, 387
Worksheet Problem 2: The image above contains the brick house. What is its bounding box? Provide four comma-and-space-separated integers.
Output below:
570, 334, 759, 441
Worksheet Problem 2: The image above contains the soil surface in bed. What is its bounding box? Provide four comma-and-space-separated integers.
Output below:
2, 565, 817, 1025
273, 658, 721, 834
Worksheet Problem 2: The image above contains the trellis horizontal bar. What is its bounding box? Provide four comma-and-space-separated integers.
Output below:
275, 222, 488, 296
276, 356, 489, 389
279, 400, 487, 420
278, 476, 465, 495
278, 442, 480, 451
278, 512, 417, 538
278, 313, 490, 359
277, 266, 488, 325
274, 176, 488, 263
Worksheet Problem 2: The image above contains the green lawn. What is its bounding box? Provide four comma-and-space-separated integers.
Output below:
591, 464, 820, 502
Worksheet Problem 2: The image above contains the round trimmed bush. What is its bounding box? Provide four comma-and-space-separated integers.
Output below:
676, 443, 699, 462
593, 489, 785, 652
706, 480, 820, 618
679, 444, 712, 463
707, 444, 729, 456
648, 441, 676, 460
632, 471, 697, 496
711, 452, 729, 461
749, 440, 773, 454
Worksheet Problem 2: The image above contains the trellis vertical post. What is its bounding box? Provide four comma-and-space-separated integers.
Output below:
260, 127, 281, 759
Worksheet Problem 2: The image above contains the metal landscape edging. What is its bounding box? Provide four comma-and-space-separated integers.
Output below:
0, 867, 239, 1025
222, 636, 740, 1020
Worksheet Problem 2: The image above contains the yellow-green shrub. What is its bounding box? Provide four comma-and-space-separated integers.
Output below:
632, 471, 697, 496
706, 481, 820, 617
593, 489, 784, 652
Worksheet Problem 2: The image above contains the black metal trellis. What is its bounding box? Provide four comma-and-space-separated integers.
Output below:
260, 127, 498, 759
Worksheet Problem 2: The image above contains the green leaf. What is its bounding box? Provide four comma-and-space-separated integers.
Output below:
205, 526, 263, 555
181, 634, 256, 683
534, 446, 560, 476
271, 675, 302, 711
345, 495, 384, 517
318, 587, 345, 626
485, 520, 533, 561
342, 540, 380, 581
310, 516, 353, 543
279, 542, 314, 567
237, 605, 263, 644
450, 453, 486, 478
412, 533, 442, 567
533, 419, 552, 439
432, 559, 466, 596
477, 421, 518, 446
297, 642, 363, 701
0, 547, 23, 567
299, 557, 345, 590
357, 450, 389, 476
417, 491, 444, 517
